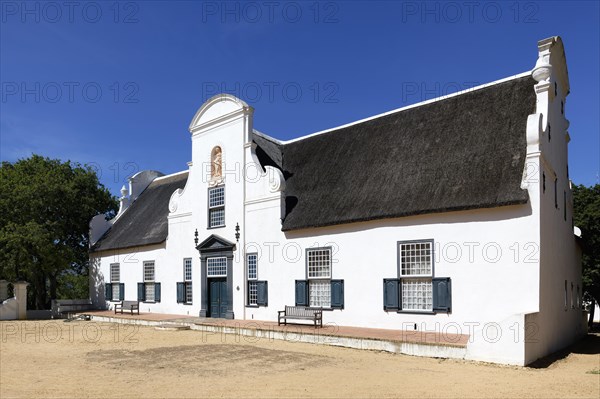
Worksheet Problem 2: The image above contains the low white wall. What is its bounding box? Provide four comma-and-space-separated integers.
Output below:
0, 298, 18, 320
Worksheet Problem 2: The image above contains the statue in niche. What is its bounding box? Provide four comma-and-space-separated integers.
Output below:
211, 146, 222, 180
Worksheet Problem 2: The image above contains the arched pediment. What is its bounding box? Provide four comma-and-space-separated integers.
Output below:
189, 94, 252, 133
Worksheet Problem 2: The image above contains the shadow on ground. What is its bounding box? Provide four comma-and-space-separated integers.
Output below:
527, 332, 600, 369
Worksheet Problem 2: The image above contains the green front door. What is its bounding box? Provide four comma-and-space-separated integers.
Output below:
208, 278, 227, 318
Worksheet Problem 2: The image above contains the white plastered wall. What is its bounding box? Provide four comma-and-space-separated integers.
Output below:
89, 38, 583, 365
523, 36, 585, 364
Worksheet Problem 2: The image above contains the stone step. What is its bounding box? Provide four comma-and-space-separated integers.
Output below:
154, 324, 191, 331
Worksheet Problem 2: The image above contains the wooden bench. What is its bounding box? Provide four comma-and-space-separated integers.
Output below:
51, 299, 93, 320
278, 305, 323, 328
114, 300, 139, 315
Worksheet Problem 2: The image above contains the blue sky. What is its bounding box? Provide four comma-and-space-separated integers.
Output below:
1, 0, 599, 195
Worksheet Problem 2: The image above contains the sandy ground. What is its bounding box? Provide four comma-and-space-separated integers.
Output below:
0, 321, 599, 398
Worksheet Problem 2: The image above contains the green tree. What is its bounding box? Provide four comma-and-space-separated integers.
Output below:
572, 184, 600, 327
0, 155, 117, 309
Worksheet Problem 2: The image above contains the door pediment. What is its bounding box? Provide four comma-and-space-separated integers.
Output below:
196, 234, 236, 254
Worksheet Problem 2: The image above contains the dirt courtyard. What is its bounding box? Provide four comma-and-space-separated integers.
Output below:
0, 321, 598, 398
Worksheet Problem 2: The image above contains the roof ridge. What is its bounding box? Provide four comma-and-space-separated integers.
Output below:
271, 71, 532, 145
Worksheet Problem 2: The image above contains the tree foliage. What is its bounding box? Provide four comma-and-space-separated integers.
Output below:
572, 184, 600, 319
0, 155, 117, 309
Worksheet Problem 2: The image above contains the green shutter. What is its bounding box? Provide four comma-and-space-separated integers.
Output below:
383, 279, 400, 310
105, 283, 112, 301
138, 283, 145, 302
295, 280, 308, 306
257, 281, 268, 306
119, 283, 125, 301
330, 280, 344, 309
176, 282, 185, 303
154, 283, 161, 302
432, 278, 451, 312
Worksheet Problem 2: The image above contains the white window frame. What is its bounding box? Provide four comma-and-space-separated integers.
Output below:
208, 186, 225, 228
207, 256, 227, 277
110, 263, 120, 301
183, 258, 193, 304
399, 240, 433, 312
307, 247, 332, 308
144, 261, 155, 302
247, 253, 258, 306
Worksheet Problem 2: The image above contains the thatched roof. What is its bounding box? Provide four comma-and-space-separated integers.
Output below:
91, 172, 188, 252
254, 75, 535, 231
92, 75, 535, 251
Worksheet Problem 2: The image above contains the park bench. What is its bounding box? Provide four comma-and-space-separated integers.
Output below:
51, 299, 93, 320
114, 300, 139, 315
278, 305, 323, 328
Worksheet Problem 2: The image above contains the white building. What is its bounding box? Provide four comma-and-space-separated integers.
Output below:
89, 36, 584, 365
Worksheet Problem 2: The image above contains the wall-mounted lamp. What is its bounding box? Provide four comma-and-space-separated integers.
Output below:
194, 229, 199, 247
235, 223, 240, 242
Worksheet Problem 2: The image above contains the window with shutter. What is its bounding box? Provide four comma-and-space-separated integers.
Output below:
184, 258, 193, 304
110, 263, 120, 302
176, 282, 185, 303
118, 283, 125, 301
395, 240, 452, 313
330, 280, 344, 309
383, 279, 400, 311
399, 241, 433, 311
247, 253, 258, 306
105, 283, 113, 301
295, 280, 308, 306
137, 282, 146, 302
143, 261, 156, 302
307, 247, 334, 308
432, 278, 451, 312
154, 283, 161, 303
257, 281, 268, 306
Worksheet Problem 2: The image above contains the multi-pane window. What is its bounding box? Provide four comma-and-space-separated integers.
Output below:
307, 248, 332, 308
247, 254, 258, 305
309, 280, 331, 308
144, 261, 155, 302
400, 241, 433, 311
208, 186, 225, 228
110, 263, 120, 301
184, 258, 193, 304
207, 257, 227, 277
